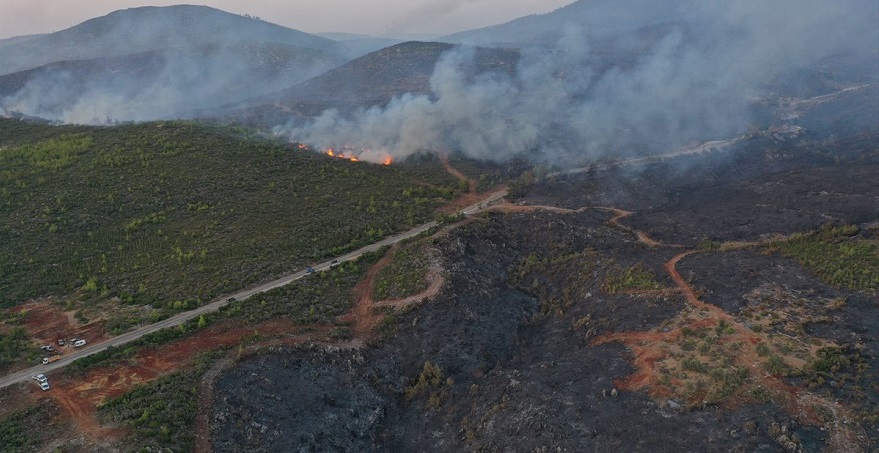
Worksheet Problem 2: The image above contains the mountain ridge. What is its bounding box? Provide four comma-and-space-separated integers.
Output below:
0, 5, 345, 76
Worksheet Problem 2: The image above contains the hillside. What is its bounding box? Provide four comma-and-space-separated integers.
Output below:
0, 119, 461, 357
442, 0, 685, 47
443, 0, 878, 49
216, 41, 520, 126
0, 41, 347, 122
0, 5, 352, 122
208, 99, 879, 451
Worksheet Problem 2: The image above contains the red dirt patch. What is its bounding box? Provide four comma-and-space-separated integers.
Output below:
10, 299, 110, 350
41, 317, 316, 449
594, 245, 861, 451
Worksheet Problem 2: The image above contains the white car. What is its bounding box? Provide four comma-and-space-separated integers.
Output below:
32, 374, 47, 383
39, 381, 50, 391
73, 339, 86, 348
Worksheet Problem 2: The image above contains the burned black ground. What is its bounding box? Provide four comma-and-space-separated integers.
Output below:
210, 119, 877, 451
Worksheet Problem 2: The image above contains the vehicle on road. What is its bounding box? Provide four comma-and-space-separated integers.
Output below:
39, 382, 50, 391
227, 297, 236, 302
331, 259, 338, 264
73, 339, 86, 348
42, 355, 62, 365
32, 374, 47, 383
306, 267, 315, 274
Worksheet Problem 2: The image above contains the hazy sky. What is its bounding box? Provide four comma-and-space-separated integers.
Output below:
0, 0, 573, 39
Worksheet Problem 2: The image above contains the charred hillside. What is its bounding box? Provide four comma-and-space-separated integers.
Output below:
210, 126, 878, 451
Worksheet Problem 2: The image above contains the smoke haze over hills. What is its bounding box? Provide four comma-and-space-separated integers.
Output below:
275, 0, 878, 164
1, 1, 876, 165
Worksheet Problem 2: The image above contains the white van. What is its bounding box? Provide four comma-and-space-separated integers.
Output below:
73, 339, 86, 348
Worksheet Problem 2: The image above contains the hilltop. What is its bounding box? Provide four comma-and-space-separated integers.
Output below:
0, 5, 343, 76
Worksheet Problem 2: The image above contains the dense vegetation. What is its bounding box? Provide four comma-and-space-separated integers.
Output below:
600, 263, 663, 295
766, 224, 879, 293
226, 250, 379, 325
446, 153, 530, 192
373, 244, 430, 301
0, 326, 32, 368
85, 252, 380, 451
0, 402, 54, 453
67, 251, 379, 374
0, 119, 460, 310
510, 250, 601, 315
98, 351, 223, 453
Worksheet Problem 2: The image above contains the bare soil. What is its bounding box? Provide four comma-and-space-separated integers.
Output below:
5, 299, 110, 371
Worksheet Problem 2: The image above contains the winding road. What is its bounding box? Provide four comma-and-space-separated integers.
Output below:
0, 189, 508, 390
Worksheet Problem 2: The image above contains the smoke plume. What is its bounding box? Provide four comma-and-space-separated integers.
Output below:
276, 0, 878, 164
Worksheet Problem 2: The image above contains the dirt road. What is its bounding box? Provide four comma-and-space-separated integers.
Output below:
0, 189, 508, 390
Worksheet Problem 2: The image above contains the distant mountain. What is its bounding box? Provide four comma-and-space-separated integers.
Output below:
0, 5, 352, 122
0, 34, 46, 47
441, 0, 687, 48
318, 33, 406, 59
0, 5, 344, 76
440, 0, 878, 97
279, 42, 519, 103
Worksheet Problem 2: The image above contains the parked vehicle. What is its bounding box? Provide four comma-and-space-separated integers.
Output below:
73, 339, 86, 348
32, 374, 47, 383
57, 339, 65, 346
40, 382, 50, 391
41, 345, 55, 352
42, 355, 62, 365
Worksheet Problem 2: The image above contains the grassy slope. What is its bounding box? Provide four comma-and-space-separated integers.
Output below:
0, 119, 459, 309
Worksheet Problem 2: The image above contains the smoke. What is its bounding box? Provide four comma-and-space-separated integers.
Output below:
0, 5, 347, 124
277, 0, 878, 164
0, 42, 344, 124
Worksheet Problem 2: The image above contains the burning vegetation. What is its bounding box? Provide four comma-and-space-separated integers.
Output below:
292, 142, 392, 165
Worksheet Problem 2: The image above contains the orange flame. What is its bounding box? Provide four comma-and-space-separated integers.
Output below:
318, 147, 392, 165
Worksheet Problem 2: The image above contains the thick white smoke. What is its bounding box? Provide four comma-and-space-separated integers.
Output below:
276, 0, 878, 164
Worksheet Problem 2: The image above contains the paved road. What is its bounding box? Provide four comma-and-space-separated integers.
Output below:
548, 136, 744, 179
0, 190, 508, 390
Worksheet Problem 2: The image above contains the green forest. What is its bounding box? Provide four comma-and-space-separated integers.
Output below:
0, 119, 460, 310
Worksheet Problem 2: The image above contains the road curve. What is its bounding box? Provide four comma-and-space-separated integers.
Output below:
0, 190, 508, 390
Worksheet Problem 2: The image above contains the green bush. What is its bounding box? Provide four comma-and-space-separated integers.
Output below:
767, 225, 878, 293
373, 245, 430, 301
601, 264, 663, 295
98, 352, 222, 452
